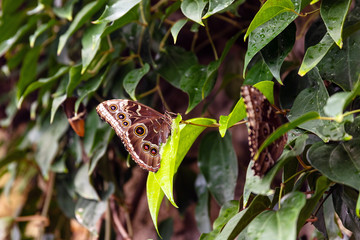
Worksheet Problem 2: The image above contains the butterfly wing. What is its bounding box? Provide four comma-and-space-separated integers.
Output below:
96, 99, 172, 172
241, 86, 287, 176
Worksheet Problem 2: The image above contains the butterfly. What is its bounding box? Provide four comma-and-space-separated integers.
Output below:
96, 99, 172, 172
241, 85, 287, 177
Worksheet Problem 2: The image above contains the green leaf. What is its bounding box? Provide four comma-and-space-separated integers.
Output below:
243, 192, 306, 240
35, 113, 69, 179
123, 63, 150, 100
333, 185, 360, 238
29, 19, 56, 47
216, 195, 271, 240
297, 176, 331, 229
202, 201, 240, 239
180, 0, 207, 26
57, 0, 106, 55
288, 69, 352, 141
323, 79, 360, 119
152, 115, 182, 207
298, 33, 334, 76
81, 23, 107, 73
0, 16, 36, 56
146, 173, 165, 235
323, 92, 352, 118
171, 19, 188, 44
243, 58, 273, 86
156, 46, 198, 89
244, 0, 295, 40
147, 117, 216, 232
244, 134, 308, 206
321, 0, 352, 48
261, 22, 296, 84
198, 131, 238, 205
317, 30, 360, 91
195, 174, 211, 233
66, 65, 83, 97
76, 68, 109, 112
307, 139, 360, 190
219, 98, 246, 137
94, 0, 141, 23
16, 45, 42, 102
213, 200, 239, 229
18, 66, 69, 108
243, 0, 309, 76
203, 0, 236, 19
255, 111, 319, 161
50, 94, 67, 124
74, 163, 100, 200
323, 195, 342, 239
180, 64, 209, 113
53, 0, 78, 20
74, 197, 108, 234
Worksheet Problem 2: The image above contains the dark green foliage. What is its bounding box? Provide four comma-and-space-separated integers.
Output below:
1, 0, 360, 239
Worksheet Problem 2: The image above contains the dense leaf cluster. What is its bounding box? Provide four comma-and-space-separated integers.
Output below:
1, 0, 360, 239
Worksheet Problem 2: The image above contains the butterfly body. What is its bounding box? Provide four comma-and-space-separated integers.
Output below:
241, 86, 287, 176
96, 99, 172, 172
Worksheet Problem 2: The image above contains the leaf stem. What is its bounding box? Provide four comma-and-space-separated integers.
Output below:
204, 20, 218, 60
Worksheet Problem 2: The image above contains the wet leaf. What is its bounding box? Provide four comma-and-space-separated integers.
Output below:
181, 0, 207, 26
320, 0, 352, 48
94, 0, 141, 23
198, 131, 238, 205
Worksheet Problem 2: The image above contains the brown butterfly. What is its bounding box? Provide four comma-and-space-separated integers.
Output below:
241, 85, 287, 177
96, 99, 172, 172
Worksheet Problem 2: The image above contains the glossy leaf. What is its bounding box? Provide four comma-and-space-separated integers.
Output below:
297, 176, 331, 229
66, 65, 82, 97
29, 19, 56, 47
261, 22, 296, 83
74, 163, 99, 200
244, 134, 308, 206
75, 197, 108, 234
288, 69, 352, 142
323, 92, 352, 118
317, 30, 360, 91
81, 23, 107, 73
156, 46, 198, 89
18, 67, 69, 108
147, 117, 216, 233
243, 0, 311, 76
243, 192, 306, 240
323, 195, 342, 239
0, 16, 36, 56
255, 111, 319, 161
152, 115, 182, 207
216, 195, 271, 240
53, 0, 78, 20
243, 59, 273, 86
94, 0, 141, 23
244, 0, 295, 40
219, 98, 246, 137
171, 19, 188, 44
75, 68, 108, 112
333, 185, 360, 239
57, 0, 106, 55
201, 201, 239, 239
298, 33, 334, 76
123, 63, 150, 101
203, 0, 236, 19
180, 0, 207, 26
198, 131, 238, 205
35, 113, 69, 179
321, 0, 352, 48
195, 174, 211, 233
307, 139, 360, 190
